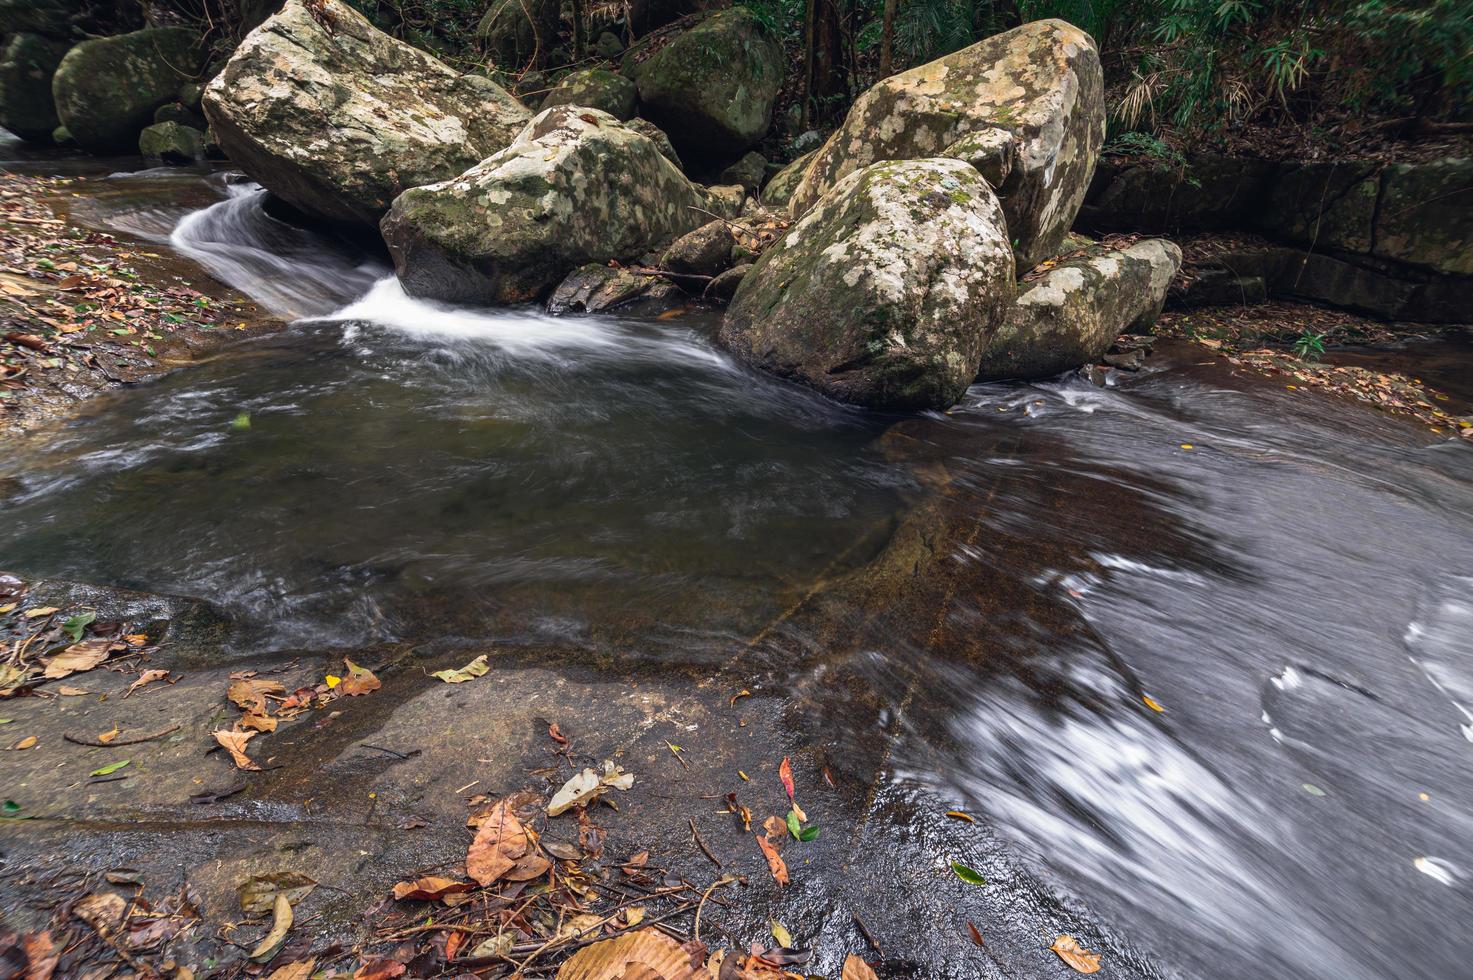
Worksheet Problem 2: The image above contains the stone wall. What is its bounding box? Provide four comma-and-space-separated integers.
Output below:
1079, 154, 1473, 322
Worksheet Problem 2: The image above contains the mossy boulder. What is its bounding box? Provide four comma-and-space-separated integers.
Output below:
0, 0, 75, 38
540, 68, 637, 120
1372, 159, 1473, 276
154, 101, 206, 130
759, 150, 816, 208
720, 157, 1015, 410
548, 263, 682, 315
976, 239, 1180, 381
204, 0, 529, 227
0, 33, 70, 142
381, 106, 710, 304
789, 19, 1104, 269
51, 27, 203, 153
622, 8, 782, 162
477, 0, 560, 70
139, 120, 206, 164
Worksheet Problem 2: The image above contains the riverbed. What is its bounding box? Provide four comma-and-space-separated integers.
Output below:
3, 149, 1472, 979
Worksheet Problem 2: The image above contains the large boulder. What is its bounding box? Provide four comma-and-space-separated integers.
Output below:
1372, 158, 1473, 277
622, 8, 782, 163
0, 0, 75, 38
760, 150, 817, 208
205, 0, 529, 227
788, 19, 1104, 268
139, 120, 206, 164
478, 0, 560, 70
0, 33, 69, 142
381, 106, 710, 304
51, 27, 203, 153
720, 158, 1015, 410
975, 239, 1179, 381
540, 68, 637, 120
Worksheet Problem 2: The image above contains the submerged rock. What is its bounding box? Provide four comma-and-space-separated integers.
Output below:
381, 106, 709, 304
139, 121, 206, 164
721, 157, 1015, 410
204, 0, 529, 227
0, 33, 69, 142
975, 239, 1180, 381
540, 68, 637, 120
789, 19, 1104, 268
623, 8, 783, 162
52, 27, 203, 153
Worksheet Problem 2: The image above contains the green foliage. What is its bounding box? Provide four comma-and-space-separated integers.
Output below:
1294, 331, 1327, 360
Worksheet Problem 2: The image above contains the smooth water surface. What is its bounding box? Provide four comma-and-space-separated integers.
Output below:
4, 153, 1472, 979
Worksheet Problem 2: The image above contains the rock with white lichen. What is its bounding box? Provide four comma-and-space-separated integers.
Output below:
976, 239, 1181, 381
204, 0, 529, 227
381, 106, 710, 304
788, 19, 1104, 269
720, 157, 1015, 410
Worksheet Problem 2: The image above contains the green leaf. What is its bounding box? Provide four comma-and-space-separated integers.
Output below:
950, 861, 986, 885
799, 825, 820, 842
431, 654, 490, 684
231, 411, 251, 431
785, 810, 802, 840
90, 760, 130, 777
61, 611, 95, 643
2, 800, 19, 814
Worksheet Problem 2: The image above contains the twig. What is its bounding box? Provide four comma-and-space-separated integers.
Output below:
853, 910, 881, 954
693, 875, 737, 944
63, 724, 180, 747
689, 818, 721, 869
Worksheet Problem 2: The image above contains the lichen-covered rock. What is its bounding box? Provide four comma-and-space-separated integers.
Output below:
625, 117, 681, 168
548, 263, 682, 315
540, 68, 637, 120
760, 150, 816, 208
789, 19, 1104, 268
1257, 161, 1379, 254
52, 27, 203, 153
381, 106, 710, 304
661, 220, 732, 276
0, 33, 69, 142
623, 8, 782, 162
703, 183, 746, 218
1373, 158, 1473, 277
139, 121, 206, 163
478, 0, 560, 70
204, 0, 529, 227
975, 239, 1179, 381
721, 157, 1015, 410
942, 128, 1014, 188
719, 150, 767, 191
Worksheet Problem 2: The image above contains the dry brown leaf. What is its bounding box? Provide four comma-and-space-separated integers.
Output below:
250, 893, 293, 962
228, 678, 284, 711
22, 929, 60, 980
96, 727, 120, 744
239, 709, 278, 733
755, 834, 788, 886
466, 798, 531, 885
124, 669, 168, 698
391, 876, 475, 902
1051, 935, 1102, 974
556, 928, 703, 979
56, 685, 89, 696
264, 958, 316, 980
213, 729, 261, 771
42, 639, 111, 679
73, 893, 127, 934
841, 955, 879, 980
338, 658, 381, 696
353, 957, 407, 980
14, 735, 37, 750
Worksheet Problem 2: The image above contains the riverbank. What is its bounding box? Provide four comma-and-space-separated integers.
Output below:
0, 168, 278, 436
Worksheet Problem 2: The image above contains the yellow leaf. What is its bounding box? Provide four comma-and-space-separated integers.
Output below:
1142, 694, 1165, 712
24, 607, 59, 618
97, 727, 120, 744
945, 810, 975, 823
325, 674, 341, 688
770, 919, 792, 949
1051, 935, 1102, 974
15, 735, 37, 749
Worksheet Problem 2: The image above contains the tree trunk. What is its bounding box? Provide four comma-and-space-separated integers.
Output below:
801, 0, 817, 127
879, 0, 897, 75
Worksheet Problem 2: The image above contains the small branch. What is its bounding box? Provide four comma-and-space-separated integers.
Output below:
64, 724, 180, 748
689, 818, 721, 869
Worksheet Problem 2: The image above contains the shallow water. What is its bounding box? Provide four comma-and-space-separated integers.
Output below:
4, 150, 1472, 979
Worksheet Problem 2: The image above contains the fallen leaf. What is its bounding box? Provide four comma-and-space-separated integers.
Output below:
945, 810, 975, 823
56, 686, 90, 696
770, 920, 792, 949
23, 607, 59, 619
42, 639, 111, 679
950, 861, 986, 885
624, 905, 645, 926
73, 892, 127, 934
96, 727, 120, 744
549, 760, 635, 816
842, 954, 879, 980
22, 930, 60, 980
549, 721, 569, 744
265, 958, 317, 980
555, 928, 702, 979
338, 658, 380, 696
967, 922, 985, 947
240, 871, 318, 913
431, 654, 489, 683
1142, 694, 1165, 712
391, 876, 474, 902
124, 669, 168, 698
250, 893, 293, 962
756, 834, 788, 886
90, 760, 130, 777
228, 678, 285, 711
213, 729, 261, 771
1050, 935, 1101, 974
467, 798, 531, 885
778, 757, 807, 822
14, 735, 37, 750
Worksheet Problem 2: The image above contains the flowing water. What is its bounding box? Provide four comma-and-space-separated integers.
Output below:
4, 153, 1472, 979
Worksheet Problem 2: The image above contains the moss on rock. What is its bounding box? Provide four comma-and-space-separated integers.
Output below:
52, 27, 202, 154
0, 33, 70, 142
540, 69, 638, 120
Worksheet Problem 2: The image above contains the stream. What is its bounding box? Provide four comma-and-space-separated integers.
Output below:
4, 151, 1473, 979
